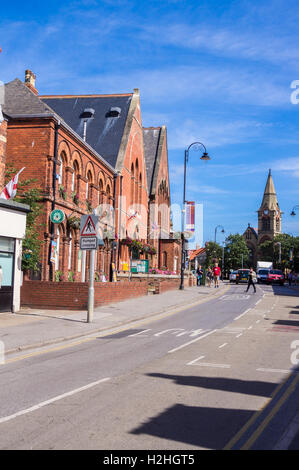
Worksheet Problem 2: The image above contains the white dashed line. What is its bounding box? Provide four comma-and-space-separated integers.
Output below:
0, 377, 111, 425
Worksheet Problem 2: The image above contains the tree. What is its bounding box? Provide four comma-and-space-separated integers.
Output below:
205, 241, 222, 267
4, 164, 44, 272
258, 233, 299, 270
224, 234, 250, 271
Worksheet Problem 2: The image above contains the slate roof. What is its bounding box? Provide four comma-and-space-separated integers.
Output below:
41, 94, 133, 168
143, 127, 161, 193
3, 79, 53, 117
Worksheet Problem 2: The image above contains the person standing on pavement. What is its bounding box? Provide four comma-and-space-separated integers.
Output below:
213, 263, 221, 288
246, 267, 256, 293
0, 265, 2, 289
196, 266, 203, 286
206, 267, 213, 287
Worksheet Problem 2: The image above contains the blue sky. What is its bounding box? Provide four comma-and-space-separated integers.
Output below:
1, 0, 299, 245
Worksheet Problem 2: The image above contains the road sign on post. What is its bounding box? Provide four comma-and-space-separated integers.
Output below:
80, 215, 98, 237
80, 214, 99, 323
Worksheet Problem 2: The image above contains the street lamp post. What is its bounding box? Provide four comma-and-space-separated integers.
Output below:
215, 225, 225, 243
179, 142, 210, 290
221, 241, 225, 280
275, 242, 281, 265
290, 205, 299, 217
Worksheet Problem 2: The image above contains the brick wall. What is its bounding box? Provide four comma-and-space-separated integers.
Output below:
20, 277, 183, 310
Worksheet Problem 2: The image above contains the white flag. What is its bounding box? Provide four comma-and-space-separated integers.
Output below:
0, 167, 25, 200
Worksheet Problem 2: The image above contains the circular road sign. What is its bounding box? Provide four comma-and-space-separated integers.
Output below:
50, 209, 65, 224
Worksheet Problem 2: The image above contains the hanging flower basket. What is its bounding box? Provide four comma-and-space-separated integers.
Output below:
59, 185, 67, 200
121, 237, 133, 247
71, 192, 79, 205
142, 243, 157, 255
67, 215, 80, 230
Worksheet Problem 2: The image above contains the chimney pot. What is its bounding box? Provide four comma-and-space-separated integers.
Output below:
24, 70, 38, 95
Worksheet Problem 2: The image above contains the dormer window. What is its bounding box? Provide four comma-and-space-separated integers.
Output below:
106, 107, 121, 118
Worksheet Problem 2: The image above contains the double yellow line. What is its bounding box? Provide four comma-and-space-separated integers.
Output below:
224, 372, 299, 450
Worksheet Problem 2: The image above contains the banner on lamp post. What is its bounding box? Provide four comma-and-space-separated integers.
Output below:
185, 201, 195, 232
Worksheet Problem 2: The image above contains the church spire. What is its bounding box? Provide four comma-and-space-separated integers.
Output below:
260, 168, 278, 211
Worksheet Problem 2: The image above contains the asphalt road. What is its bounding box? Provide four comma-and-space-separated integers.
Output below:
0, 282, 298, 450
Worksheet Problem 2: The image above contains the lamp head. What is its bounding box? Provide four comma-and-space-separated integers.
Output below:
200, 152, 211, 161
291, 210, 296, 217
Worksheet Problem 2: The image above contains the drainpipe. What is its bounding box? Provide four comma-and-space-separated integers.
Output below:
117, 173, 123, 272
110, 172, 118, 281
49, 120, 60, 281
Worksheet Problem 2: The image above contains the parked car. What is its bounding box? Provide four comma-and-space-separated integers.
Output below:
266, 269, 285, 286
236, 269, 250, 284
257, 268, 270, 284
229, 270, 238, 283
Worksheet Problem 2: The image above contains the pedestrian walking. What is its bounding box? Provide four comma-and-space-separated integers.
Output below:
292, 271, 297, 286
0, 265, 2, 289
212, 263, 221, 288
288, 271, 293, 287
196, 266, 203, 286
246, 267, 256, 293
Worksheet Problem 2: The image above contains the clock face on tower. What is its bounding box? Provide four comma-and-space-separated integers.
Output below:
263, 209, 269, 215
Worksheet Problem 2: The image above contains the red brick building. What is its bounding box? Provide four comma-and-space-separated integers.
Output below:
2, 71, 178, 281
0, 119, 7, 189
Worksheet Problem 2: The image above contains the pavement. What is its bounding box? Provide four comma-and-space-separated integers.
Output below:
0, 281, 230, 355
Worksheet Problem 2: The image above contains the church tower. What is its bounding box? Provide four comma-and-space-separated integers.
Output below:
257, 169, 282, 245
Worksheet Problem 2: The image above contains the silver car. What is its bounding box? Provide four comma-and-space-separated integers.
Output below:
257, 268, 270, 283
229, 270, 238, 283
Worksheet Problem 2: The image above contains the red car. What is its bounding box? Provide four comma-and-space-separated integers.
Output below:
266, 269, 285, 286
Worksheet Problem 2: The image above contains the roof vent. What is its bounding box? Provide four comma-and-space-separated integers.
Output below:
80, 108, 95, 119
106, 107, 121, 118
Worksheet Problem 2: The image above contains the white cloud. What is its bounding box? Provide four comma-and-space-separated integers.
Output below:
168, 117, 273, 150
272, 157, 299, 177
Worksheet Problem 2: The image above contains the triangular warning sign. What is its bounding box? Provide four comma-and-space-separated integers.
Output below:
81, 216, 97, 236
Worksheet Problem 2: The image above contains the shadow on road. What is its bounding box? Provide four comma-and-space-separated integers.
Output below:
270, 285, 299, 297
130, 402, 254, 449
146, 373, 276, 397
130, 373, 277, 449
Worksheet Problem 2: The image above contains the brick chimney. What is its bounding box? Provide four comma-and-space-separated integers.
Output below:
24, 69, 38, 95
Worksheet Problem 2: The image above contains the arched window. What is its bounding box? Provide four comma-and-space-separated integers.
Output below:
72, 160, 79, 192
58, 152, 67, 187
68, 231, 73, 270
131, 163, 134, 205
162, 251, 167, 269
135, 160, 139, 204
139, 172, 142, 205
262, 217, 270, 231
98, 179, 104, 205
106, 184, 111, 204
58, 155, 63, 185
55, 226, 61, 270
86, 170, 93, 201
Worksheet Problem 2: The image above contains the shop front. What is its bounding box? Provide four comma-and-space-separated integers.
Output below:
0, 200, 29, 312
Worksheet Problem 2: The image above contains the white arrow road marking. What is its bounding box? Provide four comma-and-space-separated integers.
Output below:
168, 329, 216, 354
154, 328, 185, 337
0, 377, 110, 425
